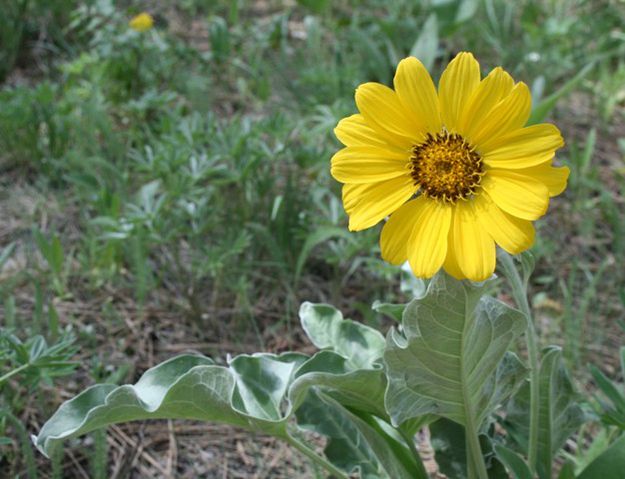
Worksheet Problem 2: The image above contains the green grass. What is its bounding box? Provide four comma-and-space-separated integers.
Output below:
1, 0, 625, 476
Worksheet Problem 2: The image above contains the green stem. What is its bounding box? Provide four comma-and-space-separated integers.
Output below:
498, 252, 540, 474
524, 313, 540, 473
464, 405, 489, 479
459, 270, 490, 479
285, 433, 349, 479
0, 363, 30, 386
398, 428, 429, 479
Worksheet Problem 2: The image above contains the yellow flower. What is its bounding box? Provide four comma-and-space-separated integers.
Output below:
331, 52, 568, 282
129, 12, 154, 32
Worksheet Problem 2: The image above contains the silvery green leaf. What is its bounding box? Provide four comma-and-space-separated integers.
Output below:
34, 354, 303, 455
35, 349, 380, 457
385, 271, 527, 428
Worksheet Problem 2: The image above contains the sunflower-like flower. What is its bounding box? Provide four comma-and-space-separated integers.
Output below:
331, 52, 568, 282
129, 12, 154, 32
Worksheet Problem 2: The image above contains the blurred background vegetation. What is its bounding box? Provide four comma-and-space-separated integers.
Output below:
1, 0, 625, 477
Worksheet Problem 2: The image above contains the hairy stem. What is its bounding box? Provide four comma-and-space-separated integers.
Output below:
498, 252, 540, 473
524, 313, 540, 472
465, 415, 489, 479
461, 282, 489, 479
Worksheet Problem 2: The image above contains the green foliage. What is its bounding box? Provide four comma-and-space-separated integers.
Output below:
505, 347, 585, 479
528, 61, 595, 125
591, 347, 625, 430
0, 329, 78, 478
34, 302, 427, 478
0, 329, 78, 388
0, 0, 79, 82
34, 230, 66, 296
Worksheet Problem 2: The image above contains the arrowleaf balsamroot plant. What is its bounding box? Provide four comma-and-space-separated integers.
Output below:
34, 54, 624, 479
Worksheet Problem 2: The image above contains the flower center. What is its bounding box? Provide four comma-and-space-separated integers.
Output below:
410, 131, 483, 203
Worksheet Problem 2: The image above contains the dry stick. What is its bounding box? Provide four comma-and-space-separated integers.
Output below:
166, 420, 178, 478
65, 450, 91, 479
110, 425, 170, 476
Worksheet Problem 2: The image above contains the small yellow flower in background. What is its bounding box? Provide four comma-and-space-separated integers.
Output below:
129, 12, 154, 32
331, 52, 568, 282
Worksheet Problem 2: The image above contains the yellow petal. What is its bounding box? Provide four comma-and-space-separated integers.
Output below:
438, 52, 481, 133
129, 12, 154, 32
481, 169, 549, 220
343, 175, 415, 231
355, 83, 421, 149
458, 67, 514, 139
482, 123, 564, 169
443, 217, 465, 280
380, 197, 424, 265
407, 200, 452, 277
334, 114, 402, 150
473, 192, 535, 254
331, 146, 409, 184
471, 82, 532, 149
515, 163, 570, 197
451, 200, 496, 282
394, 57, 442, 134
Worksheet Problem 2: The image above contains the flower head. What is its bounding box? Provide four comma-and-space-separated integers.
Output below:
129, 12, 154, 32
331, 52, 568, 282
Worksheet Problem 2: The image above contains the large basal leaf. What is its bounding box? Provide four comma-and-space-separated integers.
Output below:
384, 272, 527, 428
35, 301, 405, 479
34, 353, 303, 455
504, 346, 585, 479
